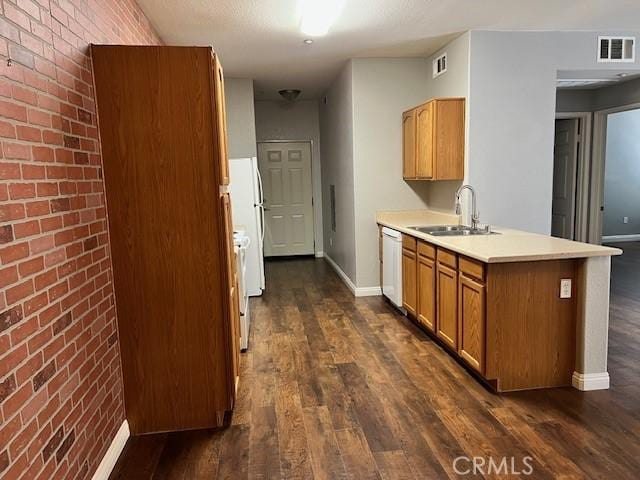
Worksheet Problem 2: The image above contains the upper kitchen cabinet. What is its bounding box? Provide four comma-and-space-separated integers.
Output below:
402, 98, 465, 181
92, 45, 238, 435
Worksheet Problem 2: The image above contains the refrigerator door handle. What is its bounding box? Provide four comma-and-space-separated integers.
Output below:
255, 165, 266, 243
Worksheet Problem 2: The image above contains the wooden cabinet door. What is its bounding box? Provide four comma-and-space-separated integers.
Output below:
458, 274, 485, 373
221, 194, 240, 393
415, 102, 434, 179
213, 54, 230, 185
402, 248, 417, 317
436, 262, 458, 350
402, 109, 416, 179
434, 99, 465, 180
417, 255, 436, 332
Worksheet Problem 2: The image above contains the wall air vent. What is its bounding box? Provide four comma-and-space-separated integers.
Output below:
432, 53, 447, 78
598, 36, 635, 62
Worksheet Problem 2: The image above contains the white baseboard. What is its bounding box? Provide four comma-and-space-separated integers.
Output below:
602, 234, 640, 243
323, 254, 382, 297
572, 371, 610, 391
315, 251, 324, 258
355, 286, 383, 297
92, 420, 130, 480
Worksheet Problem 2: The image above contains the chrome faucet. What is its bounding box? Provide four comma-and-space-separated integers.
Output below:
455, 184, 480, 230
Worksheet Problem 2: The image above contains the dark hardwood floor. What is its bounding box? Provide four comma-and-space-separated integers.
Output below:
110, 246, 640, 479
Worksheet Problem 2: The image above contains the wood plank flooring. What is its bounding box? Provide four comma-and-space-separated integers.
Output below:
110, 248, 640, 479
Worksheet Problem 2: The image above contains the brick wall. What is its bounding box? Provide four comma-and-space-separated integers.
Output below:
0, 1, 161, 478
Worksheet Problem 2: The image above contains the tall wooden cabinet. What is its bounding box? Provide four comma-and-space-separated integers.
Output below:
402, 98, 465, 180
92, 46, 240, 434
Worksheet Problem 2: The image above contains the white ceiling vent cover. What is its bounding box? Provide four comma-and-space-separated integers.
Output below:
433, 53, 447, 78
598, 36, 635, 62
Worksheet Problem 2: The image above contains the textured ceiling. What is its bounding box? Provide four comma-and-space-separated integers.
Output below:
137, 0, 640, 99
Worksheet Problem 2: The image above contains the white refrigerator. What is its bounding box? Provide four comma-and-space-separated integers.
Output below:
229, 157, 265, 296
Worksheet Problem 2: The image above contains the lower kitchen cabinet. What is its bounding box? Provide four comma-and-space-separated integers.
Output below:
417, 246, 436, 332
402, 243, 417, 317
392, 230, 579, 392
436, 261, 458, 350
458, 274, 485, 373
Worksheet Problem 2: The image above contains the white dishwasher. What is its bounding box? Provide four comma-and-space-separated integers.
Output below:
382, 227, 403, 308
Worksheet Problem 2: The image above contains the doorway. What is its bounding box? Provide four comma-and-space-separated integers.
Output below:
551, 113, 592, 241
257, 141, 315, 256
591, 104, 640, 244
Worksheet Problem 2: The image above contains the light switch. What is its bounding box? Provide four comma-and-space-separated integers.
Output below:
560, 279, 572, 299
624, 216, 629, 224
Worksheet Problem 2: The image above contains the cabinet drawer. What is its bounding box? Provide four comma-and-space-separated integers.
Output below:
437, 248, 457, 269
417, 240, 436, 260
459, 256, 485, 282
402, 235, 417, 252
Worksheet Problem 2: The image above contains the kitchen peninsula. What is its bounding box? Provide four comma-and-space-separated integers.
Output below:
377, 210, 622, 392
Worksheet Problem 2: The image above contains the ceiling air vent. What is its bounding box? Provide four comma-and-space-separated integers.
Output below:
598, 36, 635, 62
432, 53, 447, 78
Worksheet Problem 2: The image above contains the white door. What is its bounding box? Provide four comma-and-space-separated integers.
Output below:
551, 119, 579, 239
258, 142, 314, 256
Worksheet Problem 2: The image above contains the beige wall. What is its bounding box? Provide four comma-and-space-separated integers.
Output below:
224, 78, 257, 158
319, 62, 357, 280
254, 100, 324, 253
351, 58, 433, 289
423, 32, 471, 215
468, 31, 640, 235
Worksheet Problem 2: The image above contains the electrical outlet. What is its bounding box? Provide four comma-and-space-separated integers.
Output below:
329, 237, 333, 247
560, 279, 572, 299
624, 216, 629, 224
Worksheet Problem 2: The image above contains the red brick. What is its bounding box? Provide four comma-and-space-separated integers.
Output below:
0, 242, 30, 264
28, 108, 52, 127
10, 315, 38, 345
0, 203, 26, 222
3, 142, 31, 160
36, 182, 58, 197
16, 125, 42, 142
15, 350, 43, 385
4, 2, 31, 29
0, 266, 18, 288
26, 200, 49, 217
0, 162, 22, 180
44, 248, 65, 267
0, 342, 27, 377
32, 145, 54, 162
14, 222, 39, 242
18, 256, 44, 276
30, 234, 55, 254
40, 215, 63, 232
0, 225, 13, 244
6, 279, 34, 304
22, 163, 46, 179
12, 85, 38, 106
9, 183, 36, 200
0, 100, 28, 122
42, 130, 62, 145
0, 120, 16, 138
24, 292, 48, 315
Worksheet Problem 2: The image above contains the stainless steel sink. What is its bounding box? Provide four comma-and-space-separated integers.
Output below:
410, 225, 499, 236
429, 229, 499, 237
410, 225, 469, 234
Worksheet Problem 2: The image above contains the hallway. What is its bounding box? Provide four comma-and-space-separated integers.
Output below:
111, 254, 640, 479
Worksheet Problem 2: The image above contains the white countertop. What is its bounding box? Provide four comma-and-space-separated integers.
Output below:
376, 210, 622, 264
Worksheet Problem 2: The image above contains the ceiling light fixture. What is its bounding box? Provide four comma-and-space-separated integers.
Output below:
299, 0, 344, 37
304, 39, 313, 45
279, 89, 301, 102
